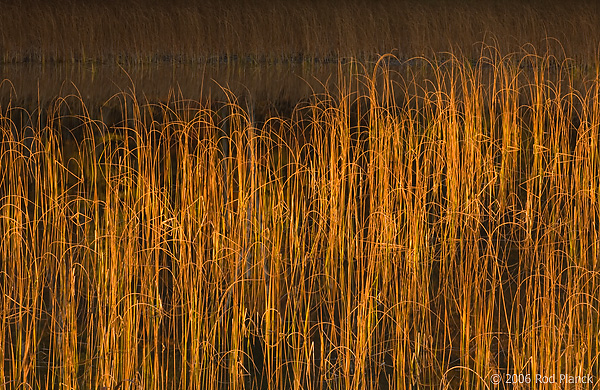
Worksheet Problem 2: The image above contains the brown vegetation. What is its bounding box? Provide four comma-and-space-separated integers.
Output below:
1, 0, 599, 64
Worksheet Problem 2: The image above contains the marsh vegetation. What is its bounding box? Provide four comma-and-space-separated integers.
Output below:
1, 1, 599, 389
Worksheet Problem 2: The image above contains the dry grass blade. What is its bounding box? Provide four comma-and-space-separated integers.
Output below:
0, 49, 599, 389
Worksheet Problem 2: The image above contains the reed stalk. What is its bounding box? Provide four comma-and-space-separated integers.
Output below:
1, 49, 599, 389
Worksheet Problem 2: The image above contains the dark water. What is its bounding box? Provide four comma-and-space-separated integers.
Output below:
1, 62, 347, 117
0, 57, 447, 133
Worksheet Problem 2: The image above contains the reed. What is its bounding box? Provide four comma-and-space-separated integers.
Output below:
1, 50, 599, 389
1, 0, 599, 65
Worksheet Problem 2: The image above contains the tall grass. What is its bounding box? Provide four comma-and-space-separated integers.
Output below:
1, 50, 599, 389
1, 0, 599, 65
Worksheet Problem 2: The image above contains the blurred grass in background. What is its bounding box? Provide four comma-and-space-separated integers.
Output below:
0, 0, 598, 65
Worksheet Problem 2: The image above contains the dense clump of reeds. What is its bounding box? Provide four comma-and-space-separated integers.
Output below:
1, 50, 599, 389
1, 0, 599, 65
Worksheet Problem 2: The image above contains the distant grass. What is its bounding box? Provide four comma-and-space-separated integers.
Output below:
1, 0, 599, 65
1, 51, 599, 389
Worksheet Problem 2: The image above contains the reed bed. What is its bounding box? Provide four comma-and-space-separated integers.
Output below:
1, 0, 599, 65
1, 50, 599, 390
